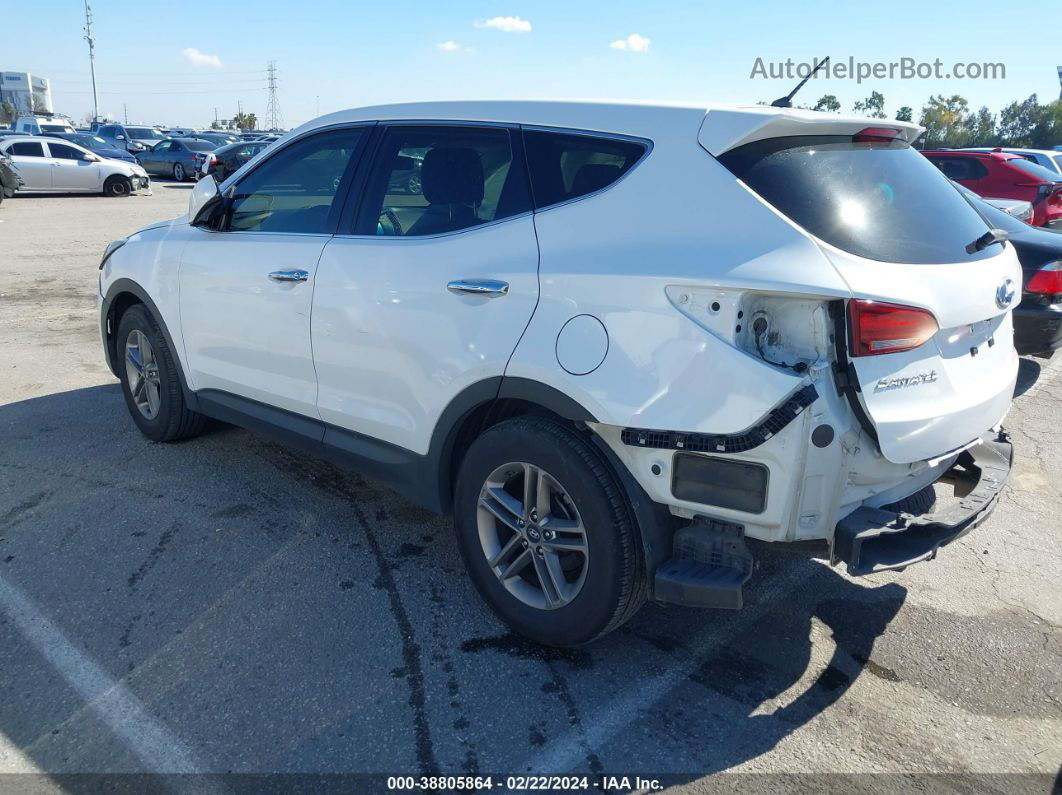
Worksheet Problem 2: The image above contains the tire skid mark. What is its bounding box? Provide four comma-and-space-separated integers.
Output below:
426, 582, 480, 774
127, 522, 179, 590
0, 490, 52, 529
252, 442, 440, 776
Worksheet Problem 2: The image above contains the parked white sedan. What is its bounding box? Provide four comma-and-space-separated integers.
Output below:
0, 136, 150, 196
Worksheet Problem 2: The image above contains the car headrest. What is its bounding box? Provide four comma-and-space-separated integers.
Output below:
421, 147, 484, 205
571, 163, 622, 196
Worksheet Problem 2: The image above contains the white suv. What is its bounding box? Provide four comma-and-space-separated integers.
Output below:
98, 101, 1019, 646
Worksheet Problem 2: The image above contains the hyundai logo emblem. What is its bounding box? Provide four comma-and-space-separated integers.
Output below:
995, 278, 1016, 309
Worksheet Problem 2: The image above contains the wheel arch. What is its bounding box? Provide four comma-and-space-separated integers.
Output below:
102, 278, 196, 407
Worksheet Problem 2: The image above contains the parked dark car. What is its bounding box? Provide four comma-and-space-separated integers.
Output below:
200, 139, 270, 182
956, 181, 1062, 355
136, 138, 217, 181
0, 150, 23, 206
43, 132, 138, 164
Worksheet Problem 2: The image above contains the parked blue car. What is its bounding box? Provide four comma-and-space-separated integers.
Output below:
44, 132, 139, 164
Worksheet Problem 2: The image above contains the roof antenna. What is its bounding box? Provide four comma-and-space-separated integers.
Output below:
771, 56, 830, 108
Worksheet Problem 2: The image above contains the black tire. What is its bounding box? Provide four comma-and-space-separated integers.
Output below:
173, 162, 185, 182
882, 484, 937, 515
103, 175, 131, 197
116, 304, 205, 442
453, 416, 646, 646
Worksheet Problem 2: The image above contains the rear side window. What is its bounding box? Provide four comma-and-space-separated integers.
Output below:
9, 141, 44, 157
522, 130, 647, 209
720, 136, 996, 264
356, 125, 530, 237
927, 156, 988, 181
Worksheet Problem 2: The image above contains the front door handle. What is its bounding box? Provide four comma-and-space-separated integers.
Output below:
446, 279, 509, 297
268, 269, 309, 283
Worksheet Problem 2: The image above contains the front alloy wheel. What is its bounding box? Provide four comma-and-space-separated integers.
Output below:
124, 329, 162, 419
478, 462, 589, 610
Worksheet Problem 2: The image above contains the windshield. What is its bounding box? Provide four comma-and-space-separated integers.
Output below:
41, 124, 72, 133
1008, 158, 1061, 183
719, 135, 996, 264
951, 181, 1029, 235
127, 127, 166, 140
75, 135, 109, 151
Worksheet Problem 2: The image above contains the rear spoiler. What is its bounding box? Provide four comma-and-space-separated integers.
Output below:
698, 106, 924, 157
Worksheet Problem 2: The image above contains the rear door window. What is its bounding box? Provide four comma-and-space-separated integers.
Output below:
720, 136, 996, 264
522, 130, 647, 209
355, 125, 530, 236
926, 156, 988, 181
9, 141, 45, 157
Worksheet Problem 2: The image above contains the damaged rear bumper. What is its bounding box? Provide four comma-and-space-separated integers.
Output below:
832, 431, 1013, 576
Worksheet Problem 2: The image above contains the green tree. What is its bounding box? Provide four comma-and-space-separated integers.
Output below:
895, 106, 913, 122
997, 94, 1040, 146
812, 94, 840, 113
919, 94, 970, 148
232, 111, 259, 131
853, 91, 886, 118
0, 101, 15, 126
1029, 100, 1062, 149
964, 106, 997, 147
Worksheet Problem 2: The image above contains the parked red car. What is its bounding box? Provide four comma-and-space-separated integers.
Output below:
922, 148, 1062, 229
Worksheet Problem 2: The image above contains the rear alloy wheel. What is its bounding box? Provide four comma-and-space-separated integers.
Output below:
454, 417, 646, 646
103, 175, 131, 197
173, 162, 185, 182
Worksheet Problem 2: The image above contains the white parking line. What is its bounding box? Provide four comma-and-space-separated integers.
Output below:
0, 574, 206, 773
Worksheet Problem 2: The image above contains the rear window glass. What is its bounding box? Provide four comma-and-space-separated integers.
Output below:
1007, 158, 1061, 183
719, 136, 997, 264
181, 139, 217, 152
523, 130, 647, 209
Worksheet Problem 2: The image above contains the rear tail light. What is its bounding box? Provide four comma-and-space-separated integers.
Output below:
848, 300, 939, 356
1026, 261, 1062, 296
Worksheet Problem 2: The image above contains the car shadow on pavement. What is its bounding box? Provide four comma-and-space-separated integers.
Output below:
1014, 357, 1042, 397
0, 383, 907, 777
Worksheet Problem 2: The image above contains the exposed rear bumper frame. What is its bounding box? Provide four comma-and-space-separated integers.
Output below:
832, 430, 1012, 576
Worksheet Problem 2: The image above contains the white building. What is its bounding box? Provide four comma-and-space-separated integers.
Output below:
0, 72, 53, 114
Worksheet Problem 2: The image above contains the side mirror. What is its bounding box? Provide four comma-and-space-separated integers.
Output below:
81, 153, 97, 162
116, 134, 126, 140
188, 174, 220, 223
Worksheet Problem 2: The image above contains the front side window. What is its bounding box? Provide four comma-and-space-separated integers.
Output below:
9, 141, 44, 157
522, 130, 647, 210
153, 141, 170, 152
720, 135, 996, 264
98, 126, 116, 138
48, 143, 85, 160
228, 127, 365, 234
356, 125, 530, 236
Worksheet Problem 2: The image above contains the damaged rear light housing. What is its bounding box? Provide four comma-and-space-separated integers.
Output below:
848, 299, 939, 356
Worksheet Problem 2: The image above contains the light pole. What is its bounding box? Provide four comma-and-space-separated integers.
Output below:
84, 0, 99, 121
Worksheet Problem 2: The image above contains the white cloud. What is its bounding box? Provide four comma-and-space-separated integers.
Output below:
609, 33, 650, 53
437, 41, 463, 52
181, 47, 223, 68
474, 16, 532, 33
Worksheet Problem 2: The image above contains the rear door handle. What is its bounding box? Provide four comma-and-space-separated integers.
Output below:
268, 269, 309, 283
446, 279, 509, 296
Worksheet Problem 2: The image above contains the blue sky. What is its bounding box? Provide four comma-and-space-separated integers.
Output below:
5, 0, 1061, 128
